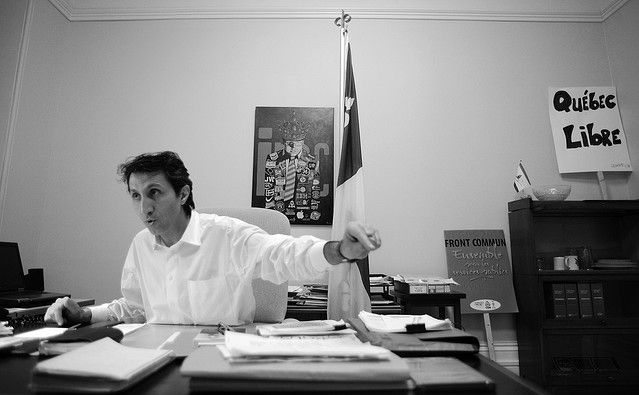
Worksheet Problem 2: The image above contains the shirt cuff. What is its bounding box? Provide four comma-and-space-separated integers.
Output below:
88, 304, 110, 323
309, 241, 332, 272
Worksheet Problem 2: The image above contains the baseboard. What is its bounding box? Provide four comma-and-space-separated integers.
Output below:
478, 341, 519, 375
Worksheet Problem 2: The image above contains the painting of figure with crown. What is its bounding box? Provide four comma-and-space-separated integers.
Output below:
252, 107, 334, 225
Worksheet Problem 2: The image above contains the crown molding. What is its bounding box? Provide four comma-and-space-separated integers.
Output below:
48, 0, 629, 23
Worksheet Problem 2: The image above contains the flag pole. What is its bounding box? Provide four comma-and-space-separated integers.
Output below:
335, 10, 350, 171
329, 11, 371, 320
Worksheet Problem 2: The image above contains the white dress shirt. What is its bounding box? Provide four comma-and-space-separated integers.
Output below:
89, 211, 330, 325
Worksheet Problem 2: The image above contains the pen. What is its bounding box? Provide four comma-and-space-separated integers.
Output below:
68, 323, 81, 330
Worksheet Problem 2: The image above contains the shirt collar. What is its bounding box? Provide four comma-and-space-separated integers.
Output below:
152, 211, 202, 249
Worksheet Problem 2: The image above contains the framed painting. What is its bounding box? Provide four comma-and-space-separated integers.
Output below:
252, 107, 334, 225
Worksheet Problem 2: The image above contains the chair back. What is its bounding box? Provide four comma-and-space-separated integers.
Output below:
197, 207, 289, 323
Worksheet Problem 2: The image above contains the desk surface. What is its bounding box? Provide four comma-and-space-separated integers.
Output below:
0, 323, 548, 395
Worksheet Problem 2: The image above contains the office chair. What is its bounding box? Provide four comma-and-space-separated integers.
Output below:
196, 207, 289, 323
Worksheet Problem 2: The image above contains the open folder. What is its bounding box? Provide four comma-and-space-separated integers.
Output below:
348, 317, 479, 357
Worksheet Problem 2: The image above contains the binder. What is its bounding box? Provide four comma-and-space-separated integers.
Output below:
590, 282, 606, 319
577, 282, 594, 318
551, 283, 567, 319
564, 283, 580, 319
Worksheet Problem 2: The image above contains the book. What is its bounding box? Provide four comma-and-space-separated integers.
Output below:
29, 337, 175, 393
590, 282, 606, 319
564, 283, 580, 319
551, 283, 567, 319
180, 344, 413, 392
577, 282, 594, 318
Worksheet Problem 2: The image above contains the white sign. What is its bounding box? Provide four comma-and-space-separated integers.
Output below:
548, 87, 632, 173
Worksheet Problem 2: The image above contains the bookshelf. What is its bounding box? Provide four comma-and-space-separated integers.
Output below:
508, 199, 639, 394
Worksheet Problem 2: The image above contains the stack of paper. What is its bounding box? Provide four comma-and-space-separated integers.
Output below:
256, 319, 356, 336
181, 331, 413, 392
358, 311, 453, 333
287, 284, 328, 307
29, 337, 175, 393
393, 275, 459, 294
223, 330, 388, 360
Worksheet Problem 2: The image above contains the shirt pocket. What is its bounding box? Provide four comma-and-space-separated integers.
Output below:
186, 275, 238, 325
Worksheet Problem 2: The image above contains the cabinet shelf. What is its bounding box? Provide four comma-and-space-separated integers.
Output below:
508, 199, 639, 394
542, 319, 639, 330
537, 269, 639, 277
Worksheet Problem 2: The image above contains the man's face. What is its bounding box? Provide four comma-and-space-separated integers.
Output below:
128, 171, 189, 244
284, 140, 304, 157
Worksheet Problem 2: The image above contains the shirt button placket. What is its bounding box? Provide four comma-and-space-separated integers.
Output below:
167, 253, 179, 317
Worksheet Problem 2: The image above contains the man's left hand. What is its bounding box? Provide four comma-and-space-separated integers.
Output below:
339, 221, 382, 261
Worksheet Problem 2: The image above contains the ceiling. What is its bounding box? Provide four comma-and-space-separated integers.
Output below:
49, 0, 629, 22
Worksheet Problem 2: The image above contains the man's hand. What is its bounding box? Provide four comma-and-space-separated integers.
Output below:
44, 297, 91, 326
340, 221, 382, 260
324, 221, 382, 265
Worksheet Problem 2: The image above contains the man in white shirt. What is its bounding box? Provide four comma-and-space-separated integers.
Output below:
45, 151, 381, 326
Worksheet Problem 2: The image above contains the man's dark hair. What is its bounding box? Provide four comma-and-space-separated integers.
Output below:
117, 151, 195, 215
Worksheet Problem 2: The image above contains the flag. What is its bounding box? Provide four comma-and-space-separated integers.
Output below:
327, 36, 371, 320
514, 160, 532, 192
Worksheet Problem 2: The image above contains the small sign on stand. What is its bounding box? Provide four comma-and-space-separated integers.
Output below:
444, 229, 519, 360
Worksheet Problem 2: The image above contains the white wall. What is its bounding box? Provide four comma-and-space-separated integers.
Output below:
605, 0, 639, 197
1, 0, 637, 348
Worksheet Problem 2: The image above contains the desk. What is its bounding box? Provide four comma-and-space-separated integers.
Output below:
392, 290, 466, 329
0, 323, 547, 395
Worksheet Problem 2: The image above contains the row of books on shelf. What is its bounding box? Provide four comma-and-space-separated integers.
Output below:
551, 282, 605, 319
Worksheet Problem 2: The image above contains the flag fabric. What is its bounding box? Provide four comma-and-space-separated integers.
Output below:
514, 161, 532, 192
327, 36, 371, 320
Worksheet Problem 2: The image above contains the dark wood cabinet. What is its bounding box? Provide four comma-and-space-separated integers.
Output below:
508, 199, 639, 394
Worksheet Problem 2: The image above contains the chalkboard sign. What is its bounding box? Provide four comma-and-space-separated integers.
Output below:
444, 230, 518, 314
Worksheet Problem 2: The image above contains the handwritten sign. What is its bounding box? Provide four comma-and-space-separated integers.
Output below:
548, 87, 632, 173
444, 230, 518, 314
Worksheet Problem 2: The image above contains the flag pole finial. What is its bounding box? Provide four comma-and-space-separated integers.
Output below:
334, 10, 351, 31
